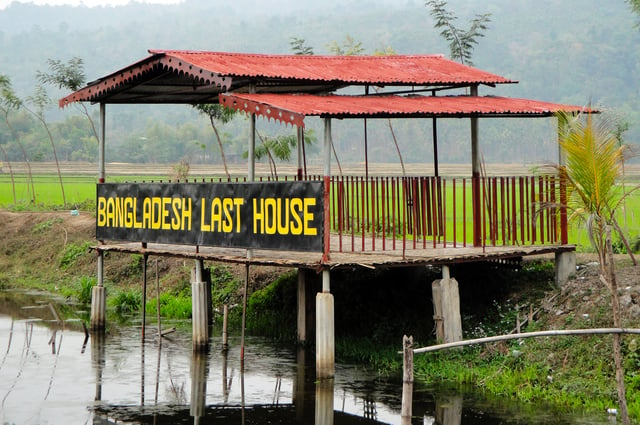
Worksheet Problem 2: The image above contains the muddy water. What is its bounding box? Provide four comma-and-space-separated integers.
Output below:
0, 289, 615, 424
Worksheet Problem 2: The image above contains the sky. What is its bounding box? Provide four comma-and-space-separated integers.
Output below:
0, 0, 180, 8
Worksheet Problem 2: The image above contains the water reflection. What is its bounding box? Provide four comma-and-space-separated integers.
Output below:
0, 290, 617, 425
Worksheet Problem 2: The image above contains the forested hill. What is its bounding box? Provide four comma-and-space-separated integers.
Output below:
1, 0, 639, 167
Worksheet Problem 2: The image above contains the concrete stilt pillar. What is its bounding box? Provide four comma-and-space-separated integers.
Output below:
190, 351, 208, 420
315, 377, 334, 425
91, 251, 106, 331
91, 331, 105, 401
316, 269, 334, 379
191, 262, 209, 350
431, 266, 462, 343
555, 251, 576, 288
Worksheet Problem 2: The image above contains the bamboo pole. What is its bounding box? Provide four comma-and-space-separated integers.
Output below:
412, 328, 640, 354
155, 258, 161, 338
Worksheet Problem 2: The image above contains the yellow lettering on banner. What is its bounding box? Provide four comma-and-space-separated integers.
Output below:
211, 198, 223, 231
222, 198, 234, 232
97, 195, 192, 231
171, 198, 181, 230
253, 198, 264, 234
303, 198, 317, 236
290, 198, 303, 235
151, 197, 162, 229
265, 198, 277, 234
143, 198, 152, 228
160, 197, 171, 230
133, 198, 143, 228
182, 198, 192, 231
200, 200, 210, 232
97, 197, 106, 226
124, 197, 134, 228
252, 197, 317, 236
105, 197, 115, 226
201, 197, 243, 233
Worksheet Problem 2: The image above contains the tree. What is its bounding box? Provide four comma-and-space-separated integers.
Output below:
326, 35, 365, 56
290, 37, 314, 56
36, 57, 99, 144
628, 0, 640, 19
246, 131, 317, 179
25, 84, 66, 206
425, 0, 491, 66
553, 111, 638, 425
193, 104, 236, 179
0, 75, 36, 204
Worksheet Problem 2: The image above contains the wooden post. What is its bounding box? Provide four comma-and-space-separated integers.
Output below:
155, 259, 161, 338
142, 254, 147, 340
316, 269, 334, 379
297, 268, 307, 344
222, 304, 229, 351
435, 395, 463, 425
191, 261, 209, 350
432, 280, 444, 342
401, 335, 414, 425
431, 266, 462, 344
241, 263, 249, 361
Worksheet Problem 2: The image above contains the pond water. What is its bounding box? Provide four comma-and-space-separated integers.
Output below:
0, 289, 617, 425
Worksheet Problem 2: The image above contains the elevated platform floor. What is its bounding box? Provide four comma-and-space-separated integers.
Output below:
95, 236, 575, 270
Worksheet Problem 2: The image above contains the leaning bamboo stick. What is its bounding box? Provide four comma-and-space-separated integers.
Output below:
412, 328, 640, 354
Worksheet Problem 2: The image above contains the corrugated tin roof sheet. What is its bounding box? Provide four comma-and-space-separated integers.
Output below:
59, 49, 516, 107
150, 49, 515, 86
219, 93, 593, 128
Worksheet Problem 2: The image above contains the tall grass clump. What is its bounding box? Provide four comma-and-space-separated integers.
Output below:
75, 275, 96, 304
246, 271, 297, 340
109, 289, 141, 315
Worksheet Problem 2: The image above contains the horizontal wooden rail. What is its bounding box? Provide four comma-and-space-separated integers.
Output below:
411, 328, 640, 354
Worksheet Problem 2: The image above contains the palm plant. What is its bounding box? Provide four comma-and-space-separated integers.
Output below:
554, 110, 637, 425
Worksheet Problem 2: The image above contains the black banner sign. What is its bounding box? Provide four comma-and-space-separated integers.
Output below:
96, 181, 324, 252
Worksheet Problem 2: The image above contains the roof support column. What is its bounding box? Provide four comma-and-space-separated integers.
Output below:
92, 102, 107, 332
323, 118, 332, 262
98, 103, 106, 183
248, 84, 256, 182
364, 85, 369, 179
470, 85, 482, 247
297, 126, 304, 180
432, 91, 439, 178
557, 114, 569, 245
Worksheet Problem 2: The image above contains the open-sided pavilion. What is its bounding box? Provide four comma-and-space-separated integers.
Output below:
60, 49, 589, 378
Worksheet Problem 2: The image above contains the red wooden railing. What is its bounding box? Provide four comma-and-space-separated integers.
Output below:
313, 175, 567, 252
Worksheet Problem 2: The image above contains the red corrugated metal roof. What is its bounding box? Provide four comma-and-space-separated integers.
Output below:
150, 49, 515, 86
59, 50, 516, 107
219, 93, 593, 128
